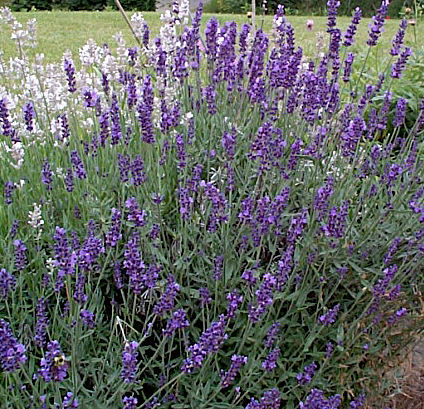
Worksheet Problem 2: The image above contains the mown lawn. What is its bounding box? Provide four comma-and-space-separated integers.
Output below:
0, 10, 422, 63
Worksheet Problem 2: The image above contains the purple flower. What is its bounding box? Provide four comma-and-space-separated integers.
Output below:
181, 314, 227, 373
113, 261, 123, 290
299, 389, 341, 409
123, 396, 138, 409
383, 237, 400, 265
137, 75, 154, 144
123, 232, 145, 295
154, 274, 180, 316
226, 290, 243, 319
117, 153, 131, 183
80, 309, 96, 329
110, 94, 122, 144
0, 268, 16, 299
246, 388, 281, 409
314, 178, 334, 221
342, 53, 355, 82
131, 155, 146, 186
393, 98, 407, 127
265, 322, 281, 348
350, 394, 366, 409
213, 255, 224, 281
82, 87, 100, 109
63, 391, 79, 408
13, 239, 27, 271
343, 7, 362, 46
125, 197, 146, 227
203, 85, 217, 115
322, 201, 349, 239
163, 309, 190, 337
64, 168, 74, 193
391, 19, 407, 56
106, 208, 122, 247
341, 115, 366, 156
23, 101, 35, 132
205, 17, 219, 61
73, 273, 88, 304
220, 355, 247, 389
34, 298, 49, 348
42, 159, 53, 190
0, 97, 18, 141
297, 361, 317, 385
64, 59, 77, 93
248, 273, 276, 324
78, 227, 104, 272
121, 341, 139, 383
70, 150, 86, 179
0, 319, 27, 372
200, 180, 229, 232
4, 181, 15, 205
262, 348, 280, 372
367, 1, 389, 47
325, 342, 334, 358
327, 0, 341, 32
391, 47, 412, 79
54, 227, 77, 292
199, 287, 212, 307
318, 304, 340, 326
38, 340, 68, 382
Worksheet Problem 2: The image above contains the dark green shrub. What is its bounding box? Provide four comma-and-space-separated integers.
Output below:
107, 0, 155, 11
10, 0, 52, 11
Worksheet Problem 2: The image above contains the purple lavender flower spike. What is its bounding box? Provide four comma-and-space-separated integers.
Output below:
343, 52, 355, 82
23, 102, 35, 132
137, 75, 154, 144
322, 201, 349, 239
297, 361, 317, 385
64, 59, 77, 93
34, 298, 49, 348
393, 98, 407, 127
248, 273, 276, 324
70, 150, 87, 179
199, 287, 212, 307
73, 273, 88, 304
350, 394, 366, 408
110, 94, 122, 145
123, 396, 138, 409
154, 274, 180, 316
125, 197, 146, 227
123, 232, 145, 295
42, 159, 53, 190
391, 47, 412, 79
343, 7, 362, 46
226, 290, 243, 319
0, 268, 16, 299
367, 1, 389, 47
327, 0, 341, 32
121, 341, 139, 383
13, 239, 27, 271
38, 340, 68, 382
181, 314, 227, 373
4, 181, 15, 205
391, 19, 407, 56
262, 348, 280, 372
299, 389, 341, 409
80, 310, 96, 329
0, 97, 18, 141
318, 304, 340, 326
220, 355, 247, 389
0, 319, 27, 372
131, 155, 147, 186
63, 391, 79, 408
265, 322, 281, 348
106, 208, 122, 247
163, 309, 190, 337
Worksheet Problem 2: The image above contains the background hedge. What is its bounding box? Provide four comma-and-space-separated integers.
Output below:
9, 0, 156, 11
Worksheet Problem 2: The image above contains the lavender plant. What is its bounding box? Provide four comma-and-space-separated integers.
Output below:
0, 1, 423, 408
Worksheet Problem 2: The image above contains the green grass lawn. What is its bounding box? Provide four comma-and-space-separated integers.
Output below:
0, 10, 422, 63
